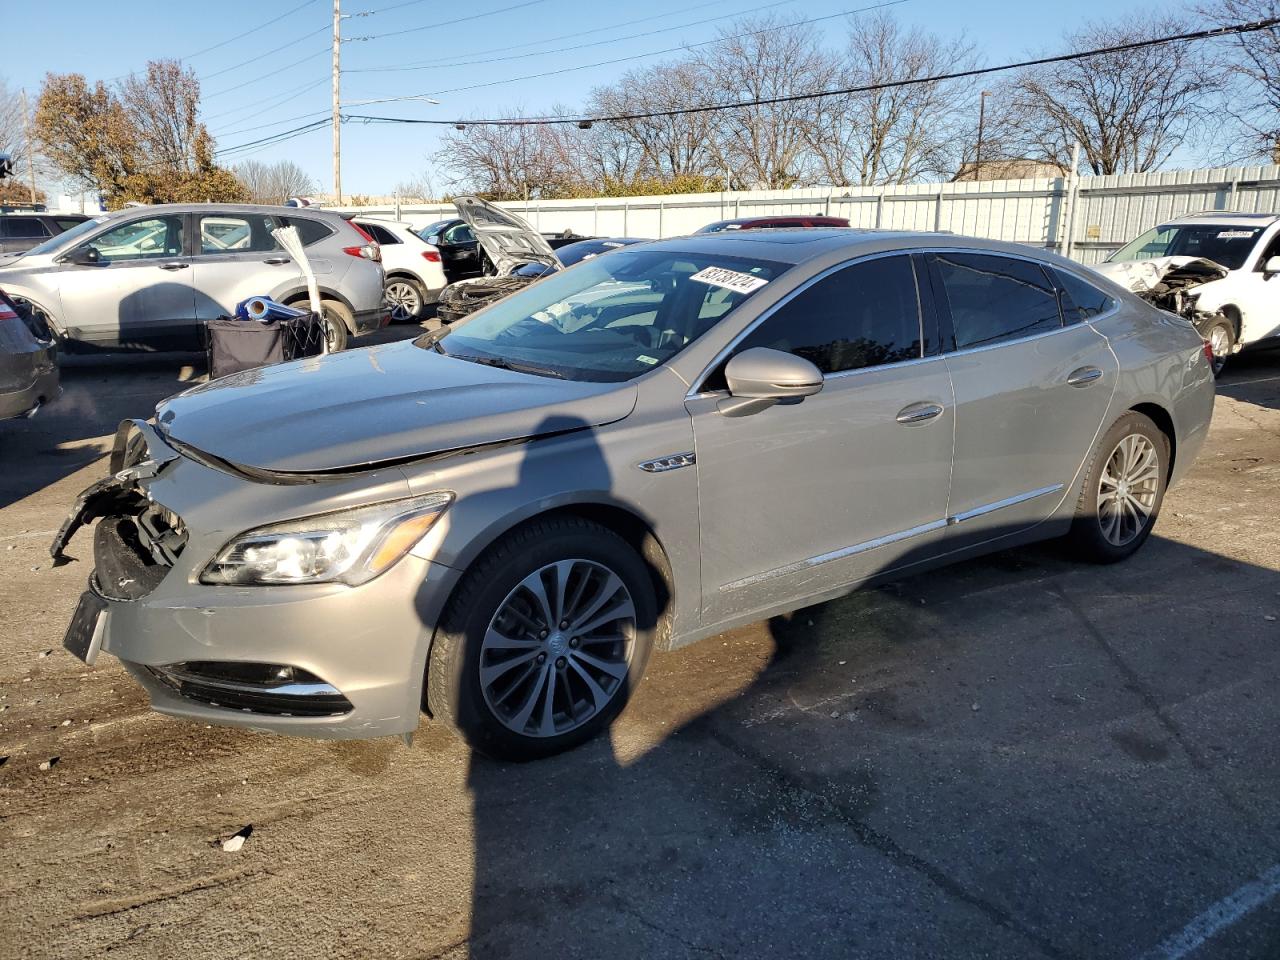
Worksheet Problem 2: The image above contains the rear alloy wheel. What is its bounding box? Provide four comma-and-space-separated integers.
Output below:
1067, 411, 1169, 563
427, 518, 657, 761
384, 278, 425, 322
291, 298, 350, 352
1202, 315, 1235, 378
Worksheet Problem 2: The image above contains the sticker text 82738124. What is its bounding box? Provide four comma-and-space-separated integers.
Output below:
689, 266, 769, 294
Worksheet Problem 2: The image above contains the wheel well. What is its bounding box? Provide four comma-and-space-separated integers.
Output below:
1130, 402, 1176, 479
1219, 305, 1242, 340
384, 270, 424, 285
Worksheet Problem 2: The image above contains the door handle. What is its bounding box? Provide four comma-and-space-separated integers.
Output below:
896, 401, 945, 424
1066, 366, 1103, 387
158, 262, 188, 271
263, 256, 291, 264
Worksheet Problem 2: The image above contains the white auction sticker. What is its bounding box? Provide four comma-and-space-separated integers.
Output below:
689, 266, 769, 294
1217, 230, 1253, 239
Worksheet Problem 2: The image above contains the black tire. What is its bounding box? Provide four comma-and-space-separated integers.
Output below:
1200, 314, 1235, 378
1066, 411, 1170, 564
427, 518, 657, 761
384, 277, 425, 322
290, 298, 350, 351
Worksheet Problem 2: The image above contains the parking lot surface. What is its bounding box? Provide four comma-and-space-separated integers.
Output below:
2, 338, 1279, 960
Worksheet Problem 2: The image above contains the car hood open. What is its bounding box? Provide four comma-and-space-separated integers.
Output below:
453, 196, 560, 276
1092, 256, 1229, 294
155, 339, 636, 474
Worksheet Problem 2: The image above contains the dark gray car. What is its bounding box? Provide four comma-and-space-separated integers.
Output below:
52, 229, 1215, 760
0, 287, 58, 419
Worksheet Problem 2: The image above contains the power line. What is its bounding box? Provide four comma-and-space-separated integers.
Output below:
203, 48, 330, 99
373, 0, 902, 102
197, 26, 331, 83
215, 108, 332, 140
205, 76, 329, 124
345, 16, 1280, 127
343, 0, 743, 73
349, 0, 801, 73
348, 0, 553, 41
180, 0, 320, 60
216, 117, 333, 157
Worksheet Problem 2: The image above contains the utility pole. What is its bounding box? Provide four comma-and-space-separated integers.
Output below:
974, 90, 991, 180
332, 0, 342, 205
20, 89, 36, 205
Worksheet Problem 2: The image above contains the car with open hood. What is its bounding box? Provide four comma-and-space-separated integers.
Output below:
51, 229, 1214, 761
1092, 211, 1280, 375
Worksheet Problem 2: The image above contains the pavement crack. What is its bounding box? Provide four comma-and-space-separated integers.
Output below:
1049, 582, 1261, 829
604, 884, 725, 958
691, 718, 1073, 960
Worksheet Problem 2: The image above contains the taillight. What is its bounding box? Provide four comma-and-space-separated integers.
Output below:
1202, 338, 1215, 365
421, 249, 441, 263
343, 243, 381, 262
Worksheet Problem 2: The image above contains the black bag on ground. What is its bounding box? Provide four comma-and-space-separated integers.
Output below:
205, 314, 326, 380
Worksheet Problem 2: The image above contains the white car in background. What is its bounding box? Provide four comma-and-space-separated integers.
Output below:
352, 217, 447, 321
1093, 211, 1280, 375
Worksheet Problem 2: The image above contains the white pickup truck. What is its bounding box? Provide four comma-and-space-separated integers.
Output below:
1092, 211, 1280, 376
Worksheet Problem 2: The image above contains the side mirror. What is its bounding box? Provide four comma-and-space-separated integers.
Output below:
719, 347, 823, 417
67, 246, 101, 266
1264, 255, 1280, 276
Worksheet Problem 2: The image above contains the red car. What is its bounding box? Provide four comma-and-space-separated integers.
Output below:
695, 215, 850, 234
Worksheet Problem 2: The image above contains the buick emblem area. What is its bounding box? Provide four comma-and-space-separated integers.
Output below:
638, 452, 696, 473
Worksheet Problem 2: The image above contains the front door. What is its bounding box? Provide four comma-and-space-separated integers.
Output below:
688, 254, 955, 624
929, 251, 1118, 543
57, 214, 195, 347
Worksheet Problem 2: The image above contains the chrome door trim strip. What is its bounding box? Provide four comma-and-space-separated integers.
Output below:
718, 482, 1065, 593
719, 518, 948, 592
948, 483, 1064, 525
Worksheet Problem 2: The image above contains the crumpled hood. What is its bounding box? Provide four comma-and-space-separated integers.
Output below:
1092, 256, 1229, 294
156, 339, 636, 473
454, 196, 560, 275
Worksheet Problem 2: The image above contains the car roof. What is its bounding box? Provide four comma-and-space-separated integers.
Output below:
642, 228, 1048, 266
88, 202, 342, 219
352, 216, 416, 229
1165, 211, 1280, 227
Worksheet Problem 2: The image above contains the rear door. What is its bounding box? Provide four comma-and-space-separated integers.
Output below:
931, 251, 1118, 543
56, 213, 196, 346
189, 212, 338, 320
0, 217, 51, 254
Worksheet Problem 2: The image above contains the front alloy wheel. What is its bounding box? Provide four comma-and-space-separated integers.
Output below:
427, 517, 657, 760
480, 559, 636, 738
1203, 317, 1234, 378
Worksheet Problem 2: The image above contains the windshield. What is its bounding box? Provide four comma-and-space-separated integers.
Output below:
425, 249, 788, 382
1109, 224, 1263, 270
21, 215, 108, 257
417, 220, 454, 241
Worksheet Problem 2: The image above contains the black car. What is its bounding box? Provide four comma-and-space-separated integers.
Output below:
0, 286, 58, 419
0, 212, 92, 255
416, 218, 483, 284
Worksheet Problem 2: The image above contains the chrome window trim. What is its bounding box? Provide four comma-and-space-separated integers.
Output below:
719, 483, 1066, 593
686, 249, 924, 399
687, 246, 1123, 398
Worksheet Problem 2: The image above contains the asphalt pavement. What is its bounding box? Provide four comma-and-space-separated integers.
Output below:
1, 334, 1278, 960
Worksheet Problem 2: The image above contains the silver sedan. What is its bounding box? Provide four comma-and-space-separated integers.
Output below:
52, 230, 1214, 760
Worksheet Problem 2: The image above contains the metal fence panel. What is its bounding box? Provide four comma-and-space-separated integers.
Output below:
341, 165, 1280, 265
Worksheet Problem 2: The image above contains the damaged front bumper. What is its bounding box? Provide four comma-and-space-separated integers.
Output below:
51, 420, 460, 740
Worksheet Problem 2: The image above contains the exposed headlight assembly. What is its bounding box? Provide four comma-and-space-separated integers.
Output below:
201, 493, 452, 586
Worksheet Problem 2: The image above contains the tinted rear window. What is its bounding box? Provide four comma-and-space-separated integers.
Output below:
285, 216, 334, 246
1054, 268, 1116, 322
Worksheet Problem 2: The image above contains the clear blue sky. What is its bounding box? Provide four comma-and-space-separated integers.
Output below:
4, 0, 1195, 197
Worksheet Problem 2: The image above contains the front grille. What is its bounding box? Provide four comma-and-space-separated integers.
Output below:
147, 662, 353, 718
93, 506, 187, 601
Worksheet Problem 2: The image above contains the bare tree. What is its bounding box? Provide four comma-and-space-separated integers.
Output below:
394, 173, 437, 201
696, 17, 828, 188
1004, 19, 1220, 175
1196, 0, 1280, 161
436, 107, 582, 199
235, 159, 317, 204
587, 62, 719, 183
806, 13, 978, 185
118, 61, 202, 173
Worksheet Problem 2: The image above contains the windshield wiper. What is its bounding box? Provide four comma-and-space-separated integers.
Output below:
454, 353, 566, 379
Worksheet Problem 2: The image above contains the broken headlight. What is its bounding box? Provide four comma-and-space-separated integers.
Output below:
201, 492, 452, 586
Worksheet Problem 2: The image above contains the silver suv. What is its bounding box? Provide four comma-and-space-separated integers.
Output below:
0, 203, 386, 351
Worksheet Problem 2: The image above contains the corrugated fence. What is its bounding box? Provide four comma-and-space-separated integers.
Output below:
339, 165, 1280, 265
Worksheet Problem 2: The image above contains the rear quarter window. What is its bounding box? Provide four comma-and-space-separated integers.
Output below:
285, 216, 335, 246
1054, 268, 1116, 322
